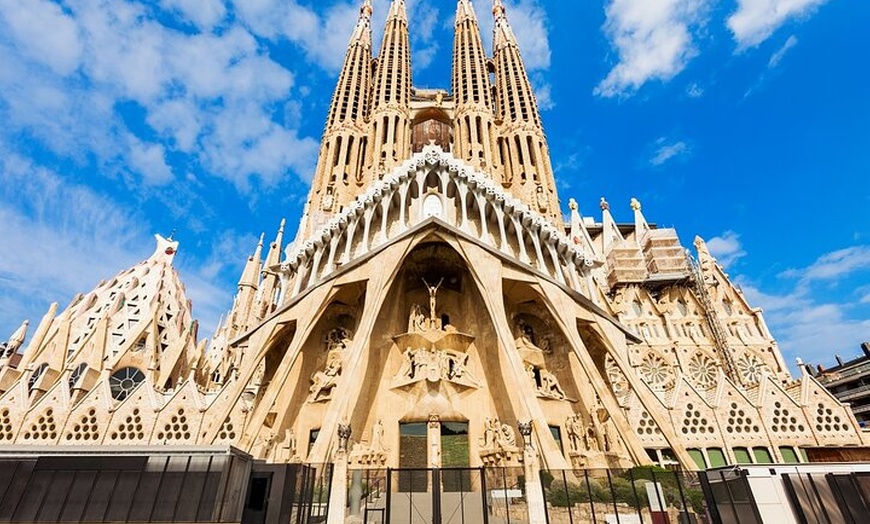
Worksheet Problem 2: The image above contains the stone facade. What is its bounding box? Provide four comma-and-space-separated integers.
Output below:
0, 0, 865, 483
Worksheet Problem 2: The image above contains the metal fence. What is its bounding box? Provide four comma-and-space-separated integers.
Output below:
541, 468, 711, 524
346, 467, 709, 524
350, 467, 533, 524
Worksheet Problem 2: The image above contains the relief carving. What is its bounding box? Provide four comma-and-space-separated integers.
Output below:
350, 420, 389, 467
394, 347, 481, 389
276, 428, 301, 463
393, 278, 482, 389
480, 417, 520, 467
307, 327, 353, 403
308, 352, 342, 403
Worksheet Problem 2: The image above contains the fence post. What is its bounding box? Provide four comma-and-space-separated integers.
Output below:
326, 423, 352, 524
519, 422, 547, 524
628, 468, 645, 524
480, 468, 490, 524
562, 470, 574, 524
583, 469, 597, 524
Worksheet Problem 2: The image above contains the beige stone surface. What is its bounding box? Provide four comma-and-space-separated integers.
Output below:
0, 1, 864, 502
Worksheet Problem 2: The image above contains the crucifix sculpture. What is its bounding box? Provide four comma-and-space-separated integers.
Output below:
422, 278, 443, 322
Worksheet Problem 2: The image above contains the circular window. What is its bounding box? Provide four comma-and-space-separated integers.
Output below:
110, 367, 145, 401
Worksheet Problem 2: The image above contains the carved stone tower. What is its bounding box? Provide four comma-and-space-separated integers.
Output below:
452, 0, 496, 174
491, 0, 560, 224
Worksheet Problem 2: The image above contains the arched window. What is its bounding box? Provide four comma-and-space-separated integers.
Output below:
28, 363, 49, 392
69, 363, 88, 391
411, 109, 453, 153
110, 367, 145, 402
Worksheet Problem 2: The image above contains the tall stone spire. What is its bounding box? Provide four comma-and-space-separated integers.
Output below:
492, 0, 561, 225
453, 0, 496, 172
306, 0, 374, 234
368, 0, 412, 181
256, 219, 286, 321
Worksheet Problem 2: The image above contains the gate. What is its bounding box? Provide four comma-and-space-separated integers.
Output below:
357, 468, 531, 524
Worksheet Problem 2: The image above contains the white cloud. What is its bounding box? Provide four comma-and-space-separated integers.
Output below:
741, 283, 870, 366
768, 35, 798, 68
707, 231, 747, 268
160, 0, 227, 30
650, 138, 690, 166
127, 135, 174, 186
0, 0, 83, 76
535, 81, 555, 111
781, 246, 870, 282
729, 0, 830, 49
739, 244, 870, 366
0, 0, 319, 191
596, 0, 710, 98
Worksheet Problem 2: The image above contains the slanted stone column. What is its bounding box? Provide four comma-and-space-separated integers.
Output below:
519, 421, 547, 524
428, 415, 442, 468
327, 423, 353, 524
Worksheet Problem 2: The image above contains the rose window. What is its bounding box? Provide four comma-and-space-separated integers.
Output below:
605, 355, 630, 399
110, 367, 145, 402
639, 353, 673, 390
737, 353, 767, 384
687, 353, 718, 389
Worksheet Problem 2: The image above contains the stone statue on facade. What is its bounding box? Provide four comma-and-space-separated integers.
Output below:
423, 278, 444, 324
325, 327, 353, 353
308, 353, 342, 403
480, 417, 520, 466
277, 428, 300, 463
394, 347, 481, 388
349, 419, 388, 467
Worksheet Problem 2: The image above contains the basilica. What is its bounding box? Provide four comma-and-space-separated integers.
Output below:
0, 0, 865, 510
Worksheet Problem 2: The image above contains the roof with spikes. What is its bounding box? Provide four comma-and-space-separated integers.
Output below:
5, 235, 200, 398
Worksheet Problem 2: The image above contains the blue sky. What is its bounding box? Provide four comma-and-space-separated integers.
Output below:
0, 0, 867, 369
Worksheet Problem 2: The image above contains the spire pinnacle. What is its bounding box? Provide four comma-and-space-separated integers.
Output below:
631, 198, 650, 241
1, 320, 29, 357
361, 0, 373, 19
151, 234, 179, 264
387, 0, 407, 21
493, 0, 506, 19
457, 0, 477, 23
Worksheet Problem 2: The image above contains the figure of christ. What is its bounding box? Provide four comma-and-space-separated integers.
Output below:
422, 278, 444, 323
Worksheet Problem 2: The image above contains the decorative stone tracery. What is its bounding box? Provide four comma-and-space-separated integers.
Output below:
687, 352, 718, 390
